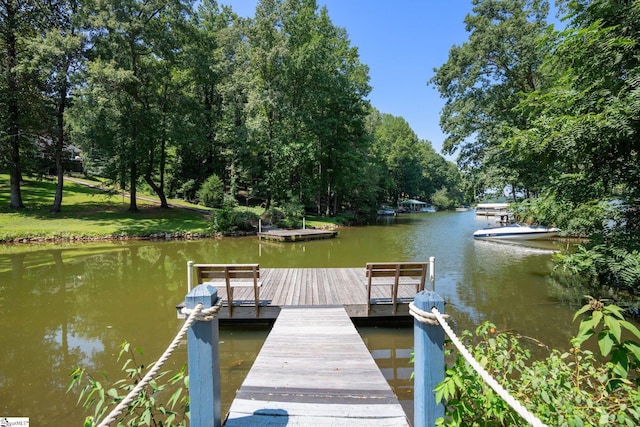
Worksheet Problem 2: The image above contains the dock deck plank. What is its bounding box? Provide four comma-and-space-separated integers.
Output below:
179, 267, 425, 320
224, 307, 409, 426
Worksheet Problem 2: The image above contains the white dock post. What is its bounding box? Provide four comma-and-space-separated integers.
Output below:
187, 260, 194, 292
429, 256, 435, 291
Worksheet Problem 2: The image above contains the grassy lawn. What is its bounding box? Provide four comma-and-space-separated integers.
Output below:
0, 174, 213, 241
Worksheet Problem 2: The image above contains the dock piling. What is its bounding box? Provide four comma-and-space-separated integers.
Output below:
186, 285, 222, 427
413, 291, 445, 426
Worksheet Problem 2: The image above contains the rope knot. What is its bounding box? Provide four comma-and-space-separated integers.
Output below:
181, 301, 222, 322
409, 302, 449, 325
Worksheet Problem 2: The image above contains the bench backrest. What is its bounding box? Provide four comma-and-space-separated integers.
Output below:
194, 264, 260, 284
366, 262, 427, 280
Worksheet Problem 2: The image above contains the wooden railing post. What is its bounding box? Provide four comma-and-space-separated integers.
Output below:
413, 291, 445, 427
186, 284, 221, 427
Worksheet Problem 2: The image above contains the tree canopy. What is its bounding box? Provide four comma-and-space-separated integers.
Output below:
1, 0, 461, 215
433, 0, 640, 290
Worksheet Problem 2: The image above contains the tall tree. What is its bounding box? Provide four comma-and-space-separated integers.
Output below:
174, 1, 244, 196
302, 4, 370, 215
514, 0, 640, 217
71, 0, 191, 211
27, 0, 84, 212
244, 0, 292, 209
0, 0, 39, 209
431, 0, 551, 197
370, 113, 423, 204
245, 0, 370, 212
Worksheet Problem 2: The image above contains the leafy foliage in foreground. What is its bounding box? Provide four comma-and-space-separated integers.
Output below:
68, 342, 189, 427
435, 297, 640, 426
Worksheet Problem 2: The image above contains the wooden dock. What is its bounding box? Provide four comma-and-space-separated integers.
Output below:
257, 228, 338, 242
224, 306, 410, 426
179, 268, 428, 321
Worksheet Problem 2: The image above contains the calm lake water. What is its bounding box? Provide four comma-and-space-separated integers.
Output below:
0, 211, 579, 425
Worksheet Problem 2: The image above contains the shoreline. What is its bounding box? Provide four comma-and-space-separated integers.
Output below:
0, 224, 342, 245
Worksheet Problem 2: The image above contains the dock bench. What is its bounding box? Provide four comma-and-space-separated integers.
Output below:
366, 262, 428, 314
189, 263, 261, 317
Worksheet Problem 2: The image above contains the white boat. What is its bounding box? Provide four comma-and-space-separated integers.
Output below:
377, 208, 396, 216
419, 206, 436, 213
473, 223, 560, 241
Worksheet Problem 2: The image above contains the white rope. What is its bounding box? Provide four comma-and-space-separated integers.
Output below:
96, 301, 221, 427
409, 301, 449, 325
180, 301, 223, 322
410, 303, 547, 427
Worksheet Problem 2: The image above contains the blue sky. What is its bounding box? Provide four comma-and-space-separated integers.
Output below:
226, 0, 473, 160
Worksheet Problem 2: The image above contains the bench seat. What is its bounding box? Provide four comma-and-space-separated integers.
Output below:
366, 262, 428, 314
190, 263, 261, 317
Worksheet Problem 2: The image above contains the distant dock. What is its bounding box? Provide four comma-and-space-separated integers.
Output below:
257, 228, 338, 242
224, 306, 410, 426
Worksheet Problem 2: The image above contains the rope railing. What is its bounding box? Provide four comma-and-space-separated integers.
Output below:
96, 301, 222, 427
409, 302, 547, 427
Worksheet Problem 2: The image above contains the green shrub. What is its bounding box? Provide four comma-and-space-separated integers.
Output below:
262, 199, 304, 229
197, 175, 224, 208
435, 297, 640, 426
432, 187, 457, 210
212, 207, 258, 234
223, 194, 239, 208
515, 193, 609, 237
178, 179, 198, 203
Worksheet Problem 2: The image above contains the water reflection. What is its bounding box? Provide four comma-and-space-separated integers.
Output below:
0, 211, 581, 425
360, 326, 414, 420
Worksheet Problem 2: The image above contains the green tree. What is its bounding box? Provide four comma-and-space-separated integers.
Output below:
520, 0, 640, 211
286, 1, 371, 215
416, 141, 462, 205
197, 174, 224, 208
370, 113, 423, 204
431, 0, 551, 198
26, 0, 85, 213
172, 1, 245, 199
70, 0, 191, 211
243, 0, 371, 214
507, 0, 640, 289
0, 0, 41, 209
243, 0, 290, 209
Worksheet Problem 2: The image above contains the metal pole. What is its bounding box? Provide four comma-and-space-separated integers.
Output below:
429, 256, 436, 291
187, 260, 194, 293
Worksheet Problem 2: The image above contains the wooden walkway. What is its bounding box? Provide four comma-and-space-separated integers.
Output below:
257, 228, 338, 242
179, 268, 428, 321
224, 307, 410, 426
